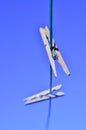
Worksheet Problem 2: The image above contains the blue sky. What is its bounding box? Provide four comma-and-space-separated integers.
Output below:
0, 0, 86, 130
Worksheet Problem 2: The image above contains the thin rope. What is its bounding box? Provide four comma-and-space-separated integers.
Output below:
50, 0, 53, 93
46, 1, 53, 130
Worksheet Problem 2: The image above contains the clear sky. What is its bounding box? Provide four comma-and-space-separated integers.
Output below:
0, 0, 86, 130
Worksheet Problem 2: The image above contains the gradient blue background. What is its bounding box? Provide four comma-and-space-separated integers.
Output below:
0, 0, 86, 130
